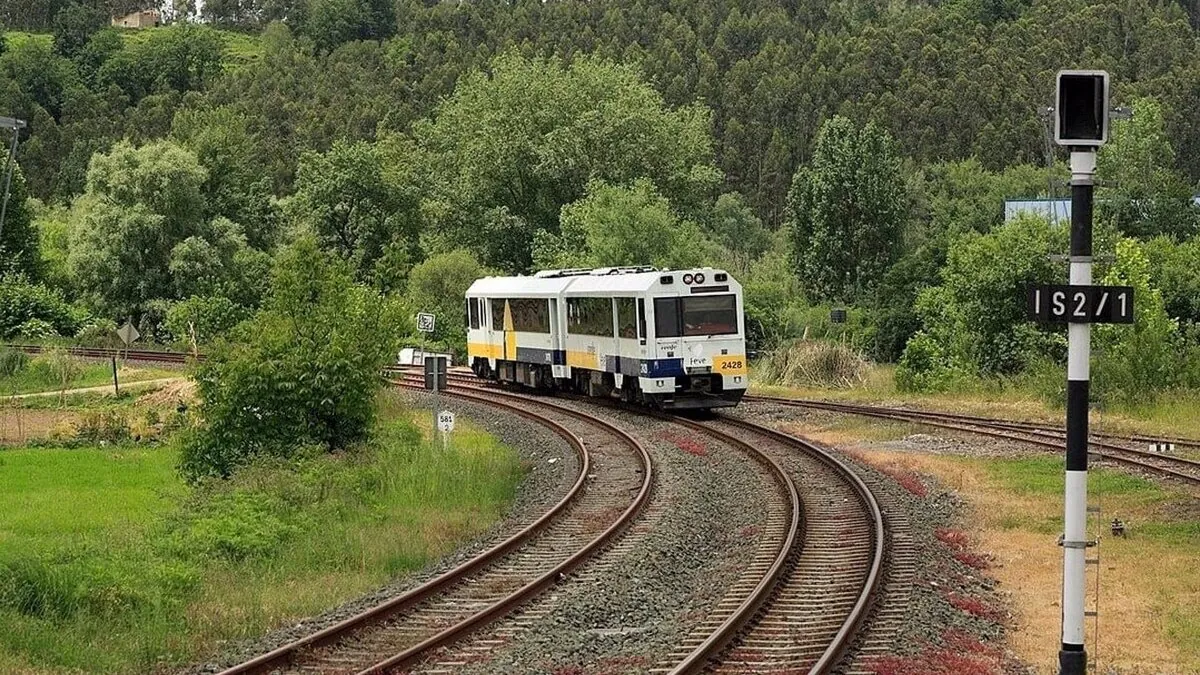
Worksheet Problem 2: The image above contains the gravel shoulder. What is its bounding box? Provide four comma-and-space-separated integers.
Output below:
736, 400, 1035, 674
415, 401, 777, 673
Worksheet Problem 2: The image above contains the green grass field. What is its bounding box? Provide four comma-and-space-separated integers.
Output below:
0, 391, 524, 672
4, 27, 262, 65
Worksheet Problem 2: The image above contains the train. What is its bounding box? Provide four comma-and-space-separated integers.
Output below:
464, 266, 748, 409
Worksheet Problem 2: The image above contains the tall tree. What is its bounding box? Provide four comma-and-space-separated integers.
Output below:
67, 140, 209, 316
1097, 97, 1200, 241
417, 51, 722, 272
786, 116, 907, 302
52, 2, 107, 60
286, 139, 420, 281
0, 163, 38, 278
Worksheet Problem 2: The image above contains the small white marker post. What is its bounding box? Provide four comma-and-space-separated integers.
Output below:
437, 409, 455, 450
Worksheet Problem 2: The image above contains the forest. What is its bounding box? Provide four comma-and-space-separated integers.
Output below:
2, 0, 1200, 412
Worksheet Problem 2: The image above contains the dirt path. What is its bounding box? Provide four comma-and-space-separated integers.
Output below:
3, 377, 183, 400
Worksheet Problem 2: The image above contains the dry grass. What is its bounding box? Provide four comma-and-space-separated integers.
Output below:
753, 364, 1200, 441
852, 449, 1199, 673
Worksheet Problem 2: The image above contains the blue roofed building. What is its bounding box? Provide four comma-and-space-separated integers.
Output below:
1004, 196, 1200, 224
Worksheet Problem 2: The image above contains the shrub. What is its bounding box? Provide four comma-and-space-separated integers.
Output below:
0, 346, 29, 377
73, 318, 120, 348
179, 238, 402, 480
755, 339, 869, 388
0, 274, 81, 339
76, 410, 132, 444
895, 331, 965, 393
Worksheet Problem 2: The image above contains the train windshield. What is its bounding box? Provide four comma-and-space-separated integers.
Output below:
655, 294, 739, 338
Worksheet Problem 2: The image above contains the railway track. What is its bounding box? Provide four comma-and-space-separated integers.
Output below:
399, 374, 889, 674
218, 381, 652, 675
5, 343, 196, 363
751, 396, 1200, 486
653, 415, 887, 674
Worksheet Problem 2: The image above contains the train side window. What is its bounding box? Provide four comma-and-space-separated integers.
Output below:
637, 299, 646, 342
617, 297, 636, 338
567, 297, 614, 336
467, 298, 480, 330
654, 297, 682, 338
491, 298, 505, 330
510, 298, 551, 333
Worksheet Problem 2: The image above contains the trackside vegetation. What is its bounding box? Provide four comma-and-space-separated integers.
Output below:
0, 392, 524, 672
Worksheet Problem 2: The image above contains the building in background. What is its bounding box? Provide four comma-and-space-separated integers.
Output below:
1005, 196, 1200, 224
111, 9, 161, 28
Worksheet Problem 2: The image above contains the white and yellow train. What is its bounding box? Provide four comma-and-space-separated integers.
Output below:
465, 266, 748, 409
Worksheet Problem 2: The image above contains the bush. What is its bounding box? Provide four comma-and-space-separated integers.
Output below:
0, 347, 29, 377
895, 331, 966, 393
179, 238, 402, 481
76, 410, 132, 444
755, 339, 869, 388
73, 318, 120, 348
0, 274, 81, 339
164, 295, 250, 348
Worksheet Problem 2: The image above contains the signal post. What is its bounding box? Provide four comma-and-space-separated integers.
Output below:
1026, 70, 1135, 675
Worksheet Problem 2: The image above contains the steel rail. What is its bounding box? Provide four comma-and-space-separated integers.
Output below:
218, 383, 611, 675
349, 375, 886, 673
661, 414, 802, 674
757, 397, 1200, 485
747, 394, 1200, 450
717, 415, 887, 674
353, 380, 654, 674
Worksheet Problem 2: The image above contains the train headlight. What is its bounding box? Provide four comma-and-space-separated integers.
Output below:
682, 273, 694, 284
694, 272, 705, 284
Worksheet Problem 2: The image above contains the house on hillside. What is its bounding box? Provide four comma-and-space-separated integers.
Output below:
111, 9, 161, 28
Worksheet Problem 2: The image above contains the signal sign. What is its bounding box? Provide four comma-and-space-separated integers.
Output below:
1026, 284, 1134, 324
416, 312, 436, 333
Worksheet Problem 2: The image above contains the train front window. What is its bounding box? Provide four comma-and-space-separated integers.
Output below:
682, 294, 738, 336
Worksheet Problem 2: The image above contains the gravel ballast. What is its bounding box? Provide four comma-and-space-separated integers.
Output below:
414, 400, 779, 673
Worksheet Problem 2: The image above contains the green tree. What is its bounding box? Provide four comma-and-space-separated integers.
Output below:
52, 2, 108, 60
1143, 235, 1200, 328
704, 192, 771, 273
67, 141, 208, 316
179, 237, 402, 480
896, 215, 1064, 389
286, 140, 419, 281
1093, 238, 1183, 403
1097, 98, 1199, 240
533, 179, 718, 271
0, 163, 39, 279
169, 217, 271, 308
405, 250, 483, 351
164, 294, 250, 348
786, 116, 908, 302
302, 0, 395, 51
0, 273, 81, 339
417, 51, 721, 272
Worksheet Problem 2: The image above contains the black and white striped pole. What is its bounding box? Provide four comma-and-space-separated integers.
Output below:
1054, 69, 1110, 675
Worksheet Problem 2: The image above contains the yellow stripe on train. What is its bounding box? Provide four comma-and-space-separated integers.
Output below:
566, 350, 600, 370
467, 342, 503, 359
712, 355, 748, 376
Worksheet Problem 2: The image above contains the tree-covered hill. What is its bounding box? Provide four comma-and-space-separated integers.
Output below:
1, 0, 1199, 405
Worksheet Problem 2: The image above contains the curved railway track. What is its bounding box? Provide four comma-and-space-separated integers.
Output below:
403, 375, 888, 675
656, 414, 887, 674
218, 381, 652, 675
751, 396, 1200, 486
